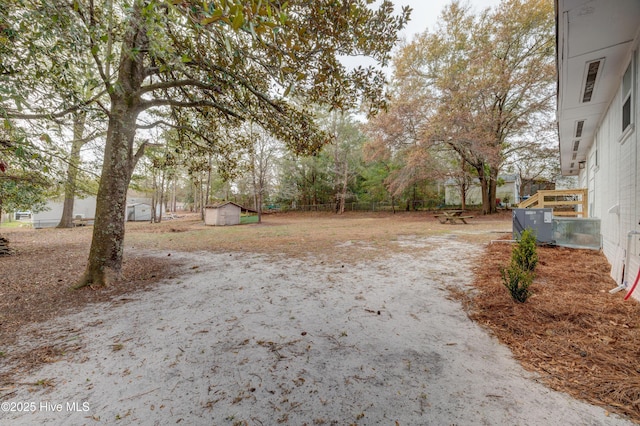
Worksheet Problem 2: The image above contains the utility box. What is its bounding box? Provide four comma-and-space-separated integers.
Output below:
512, 208, 554, 244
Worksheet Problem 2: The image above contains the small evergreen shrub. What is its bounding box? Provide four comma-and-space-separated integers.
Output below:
501, 228, 538, 303
500, 264, 534, 303
512, 228, 538, 272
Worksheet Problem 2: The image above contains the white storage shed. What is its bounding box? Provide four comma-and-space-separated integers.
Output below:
126, 203, 154, 222
204, 202, 242, 226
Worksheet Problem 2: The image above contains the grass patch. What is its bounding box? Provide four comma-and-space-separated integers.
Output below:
0, 221, 31, 229
240, 214, 259, 224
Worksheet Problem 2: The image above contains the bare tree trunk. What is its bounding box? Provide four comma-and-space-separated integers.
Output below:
459, 182, 467, 210
488, 167, 498, 214
252, 167, 258, 211
193, 176, 202, 213
476, 164, 490, 215
200, 173, 206, 220
459, 159, 468, 211
257, 177, 263, 223
250, 147, 260, 221
150, 169, 157, 224
312, 172, 318, 207
172, 179, 177, 212
249, 122, 260, 221
331, 112, 347, 215
333, 160, 341, 214
57, 111, 87, 228
255, 168, 264, 224
191, 180, 197, 212
205, 154, 212, 209
480, 178, 490, 214
157, 168, 165, 223
338, 161, 347, 214
194, 178, 199, 215
412, 183, 417, 211
150, 194, 156, 223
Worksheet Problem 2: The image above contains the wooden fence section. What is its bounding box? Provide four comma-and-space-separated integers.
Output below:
517, 189, 588, 218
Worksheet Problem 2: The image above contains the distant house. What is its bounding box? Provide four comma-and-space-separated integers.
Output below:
31, 196, 97, 228
204, 202, 242, 226
444, 174, 521, 207
29, 196, 161, 226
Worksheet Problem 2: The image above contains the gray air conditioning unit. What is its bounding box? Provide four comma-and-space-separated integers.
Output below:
512, 208, 554, 244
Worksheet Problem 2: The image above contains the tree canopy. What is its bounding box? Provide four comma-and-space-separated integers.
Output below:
0, 0, 560, 287
375, 0, 556, 214
0, 126, 52, 217
1, 0, 410, 286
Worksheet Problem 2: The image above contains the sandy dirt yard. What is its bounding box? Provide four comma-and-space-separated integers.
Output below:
0, 212, 633, 425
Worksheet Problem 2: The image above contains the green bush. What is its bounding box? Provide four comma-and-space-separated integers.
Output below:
500, 264, 534, 303
501, 228, 538, 303
512, 228, 538, 272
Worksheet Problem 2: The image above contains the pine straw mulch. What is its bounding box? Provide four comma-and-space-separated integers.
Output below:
460, 241, 640, 423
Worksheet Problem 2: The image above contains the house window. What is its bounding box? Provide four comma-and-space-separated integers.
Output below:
622, 61, 633, 133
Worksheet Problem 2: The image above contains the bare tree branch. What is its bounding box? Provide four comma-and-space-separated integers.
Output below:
136, 98, 243, 119
132, 140, 163, 169
136, 119, 218, 150
135, 79, 222, 96
3, 90, 108, 121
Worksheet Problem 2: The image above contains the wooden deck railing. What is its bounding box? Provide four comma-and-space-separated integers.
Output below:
518, 189, 588, 218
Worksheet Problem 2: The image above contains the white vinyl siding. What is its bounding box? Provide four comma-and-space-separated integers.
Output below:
588, 48, 639, 292
633, 49, 640, 279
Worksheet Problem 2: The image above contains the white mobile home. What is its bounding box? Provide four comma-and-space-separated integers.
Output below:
31, 196, 97, 228
556, 0, 640, 296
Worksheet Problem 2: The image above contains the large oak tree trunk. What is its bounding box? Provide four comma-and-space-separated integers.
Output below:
477, 166, 499, 215
76, 3, 147, 287
78, 105, 137, 287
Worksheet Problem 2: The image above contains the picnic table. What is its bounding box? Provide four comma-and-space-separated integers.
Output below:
433, 210, 474, 224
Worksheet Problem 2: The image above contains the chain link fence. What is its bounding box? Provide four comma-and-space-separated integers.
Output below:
267, 200, 444, 213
